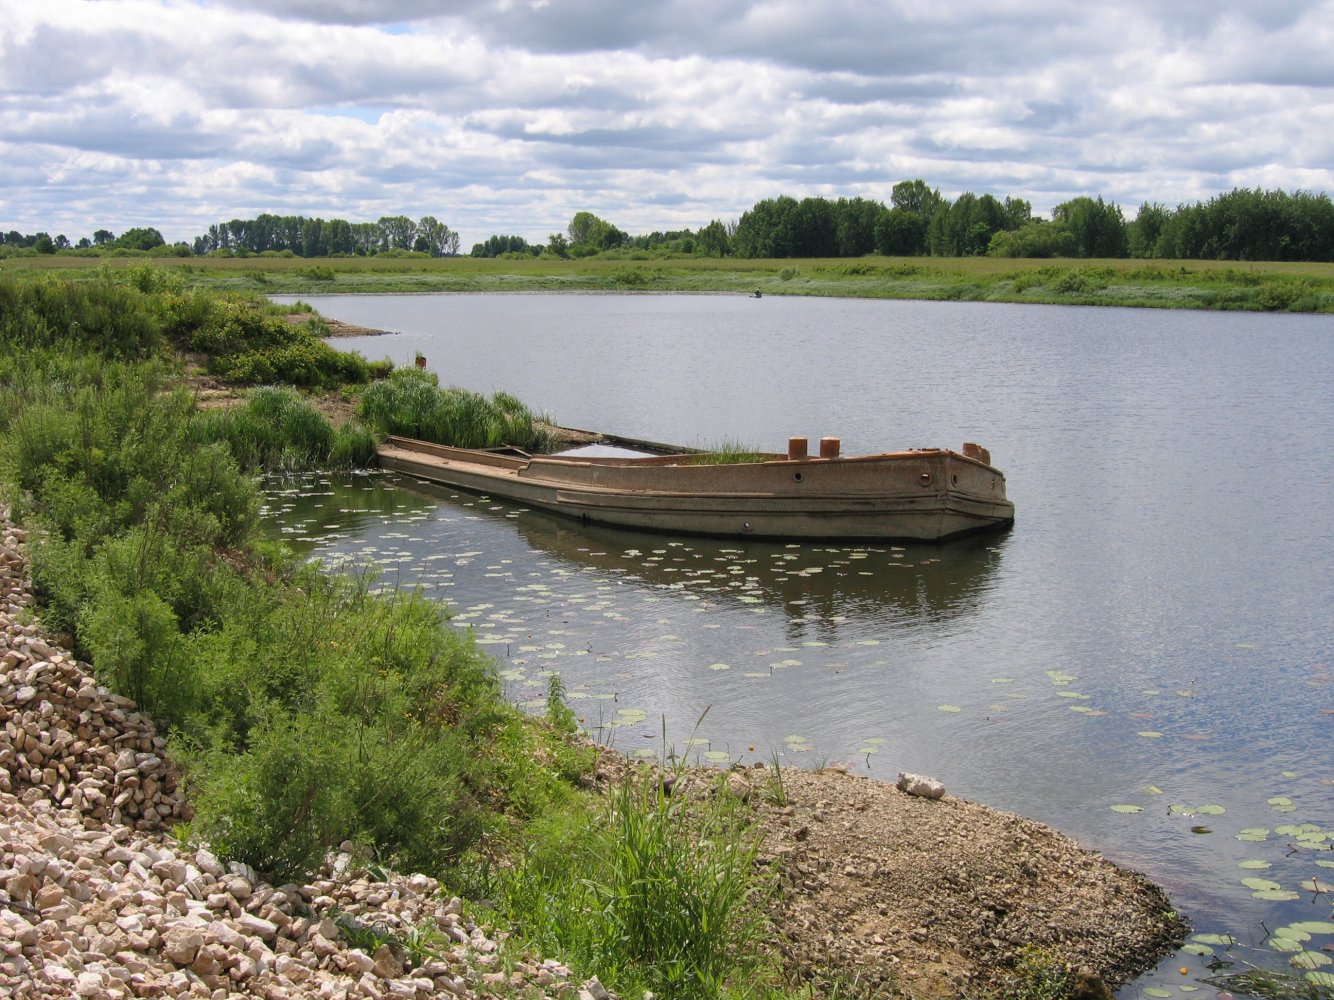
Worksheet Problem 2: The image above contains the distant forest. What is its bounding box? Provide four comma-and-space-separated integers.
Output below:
3, 183, 1332, 262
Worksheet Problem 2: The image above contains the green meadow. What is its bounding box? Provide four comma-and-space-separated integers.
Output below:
7, 252, 1334, 312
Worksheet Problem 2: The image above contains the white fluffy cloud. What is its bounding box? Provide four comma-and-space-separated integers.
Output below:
1, 0, 1330, 247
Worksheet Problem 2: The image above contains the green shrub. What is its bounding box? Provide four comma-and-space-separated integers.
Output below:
0, 278, 165, 358
185, 709, 359, 882
1256, 279, 1311, 311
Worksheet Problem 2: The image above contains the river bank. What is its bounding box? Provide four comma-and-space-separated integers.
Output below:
1, 494, 1185, 997
10, 252, 1334, 313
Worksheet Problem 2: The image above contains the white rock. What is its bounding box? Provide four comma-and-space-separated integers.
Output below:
896, 772, 946, 799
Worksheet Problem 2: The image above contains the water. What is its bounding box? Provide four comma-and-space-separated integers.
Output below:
271, 293, 1334, 993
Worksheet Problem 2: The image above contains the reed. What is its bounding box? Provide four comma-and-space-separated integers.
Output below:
357, 366, 556, 452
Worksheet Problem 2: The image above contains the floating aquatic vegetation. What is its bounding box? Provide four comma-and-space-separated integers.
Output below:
936, 704, 961, 713
1109, 804, 1144, 814
1242, 877, 1281, 891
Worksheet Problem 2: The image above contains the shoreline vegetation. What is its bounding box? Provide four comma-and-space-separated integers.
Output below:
2, 252, 1333, 312
0, 273, 1196, 998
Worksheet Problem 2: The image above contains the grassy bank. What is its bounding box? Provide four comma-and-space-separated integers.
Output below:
7, 252, 1334, 312
0, 273, 801, 999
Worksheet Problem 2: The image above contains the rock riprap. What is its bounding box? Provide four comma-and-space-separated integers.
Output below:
0, 507, 606, 999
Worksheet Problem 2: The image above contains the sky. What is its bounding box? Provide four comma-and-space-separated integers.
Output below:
2, 0, 1332, 250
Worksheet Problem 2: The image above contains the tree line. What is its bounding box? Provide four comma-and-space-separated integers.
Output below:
6, 183, 1332, 263
192, 214, 460, 257
721, 183, 1334, 261
1, 226, 174, 255
464, 184, 1332, 263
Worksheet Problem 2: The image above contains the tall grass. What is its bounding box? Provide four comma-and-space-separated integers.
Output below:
191, 386, 377, 471
358, 365, 557, 452
496, 771, 774, 999
691, 439, 777, 465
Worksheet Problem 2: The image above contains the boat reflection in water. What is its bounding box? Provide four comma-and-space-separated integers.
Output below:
382, 472, 1008, 644
261, 471, 1008, 646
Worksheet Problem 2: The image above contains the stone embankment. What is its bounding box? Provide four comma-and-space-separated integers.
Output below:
0, 507, 610, 1000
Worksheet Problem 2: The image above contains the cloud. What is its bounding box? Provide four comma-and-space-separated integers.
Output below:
0, 0, 1331, 247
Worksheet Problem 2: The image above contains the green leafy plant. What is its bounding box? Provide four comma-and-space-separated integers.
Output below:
494, 768, 773, 999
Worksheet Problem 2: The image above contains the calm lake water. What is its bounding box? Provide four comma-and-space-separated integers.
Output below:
272, 293, 1334, 995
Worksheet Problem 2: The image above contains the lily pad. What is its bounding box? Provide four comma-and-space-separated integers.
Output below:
1276, 823, 1321, 835
937, 704, 961, 713
1306, 971, 1334, 987
1137, 731, 1164, 738
1291, 951, 1332, 969
1253, 889, 1301, 901
1142, 988, 1172, 998
1241, 877, 1280, 891
1191, 933, 1236, 946
1180, 943, 1214, 956
1237, 828, 1271, 842
1110, 804, 1144, 814
1275, 926, 1313, 942
1268, 936, 1304, 952
1237, 859, 1272, 870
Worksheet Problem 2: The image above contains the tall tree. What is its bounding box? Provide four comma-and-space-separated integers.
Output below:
377, 215, 417, 252
696, 219, 729, 257
1127, 203, 1169, 258
1051, 196, 1127, 258
874, 208, 927, 256
833, 197, 883, 257
891, 179, 946, 218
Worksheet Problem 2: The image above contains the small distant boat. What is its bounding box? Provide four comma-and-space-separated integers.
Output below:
377, 433, 1014, 542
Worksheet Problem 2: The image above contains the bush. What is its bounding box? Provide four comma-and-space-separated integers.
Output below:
0, 277, 165, 358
